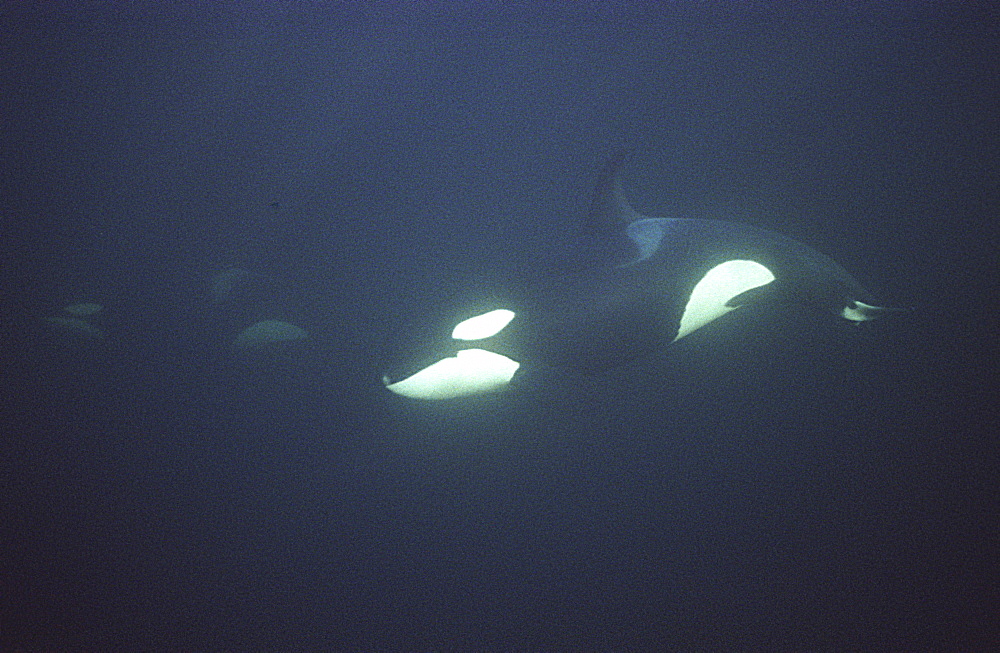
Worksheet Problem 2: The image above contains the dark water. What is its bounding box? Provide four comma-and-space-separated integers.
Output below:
2, 3, 996, 650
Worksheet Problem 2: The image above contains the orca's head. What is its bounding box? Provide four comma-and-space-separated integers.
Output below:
382, 308, 522, 400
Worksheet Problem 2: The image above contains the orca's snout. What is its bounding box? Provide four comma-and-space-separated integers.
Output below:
383, 349, 520, 400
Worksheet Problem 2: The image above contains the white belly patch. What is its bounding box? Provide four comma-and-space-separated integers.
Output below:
673, 260, 775, 341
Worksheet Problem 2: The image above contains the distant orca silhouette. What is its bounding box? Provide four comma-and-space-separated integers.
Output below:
384, 152, 906, 400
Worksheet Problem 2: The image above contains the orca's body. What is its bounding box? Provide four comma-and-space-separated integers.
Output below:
383, 154, 904, 400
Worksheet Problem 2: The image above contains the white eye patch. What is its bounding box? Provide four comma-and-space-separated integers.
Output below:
451, 309, 516, 340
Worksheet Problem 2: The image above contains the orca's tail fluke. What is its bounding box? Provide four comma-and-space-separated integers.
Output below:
842, 300, 913, 322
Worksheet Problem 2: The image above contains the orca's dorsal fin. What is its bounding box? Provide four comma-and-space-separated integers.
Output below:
585, 150, 642, 237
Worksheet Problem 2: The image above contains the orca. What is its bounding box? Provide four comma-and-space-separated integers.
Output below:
383, 153, 906, 400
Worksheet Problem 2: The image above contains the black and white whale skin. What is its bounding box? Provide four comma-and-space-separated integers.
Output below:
383, 153, 905, 400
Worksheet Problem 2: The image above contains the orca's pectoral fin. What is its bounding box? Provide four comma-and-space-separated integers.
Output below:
724, 283, 776, 308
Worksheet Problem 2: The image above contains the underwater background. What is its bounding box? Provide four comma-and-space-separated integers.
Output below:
2, 2, 996, 650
